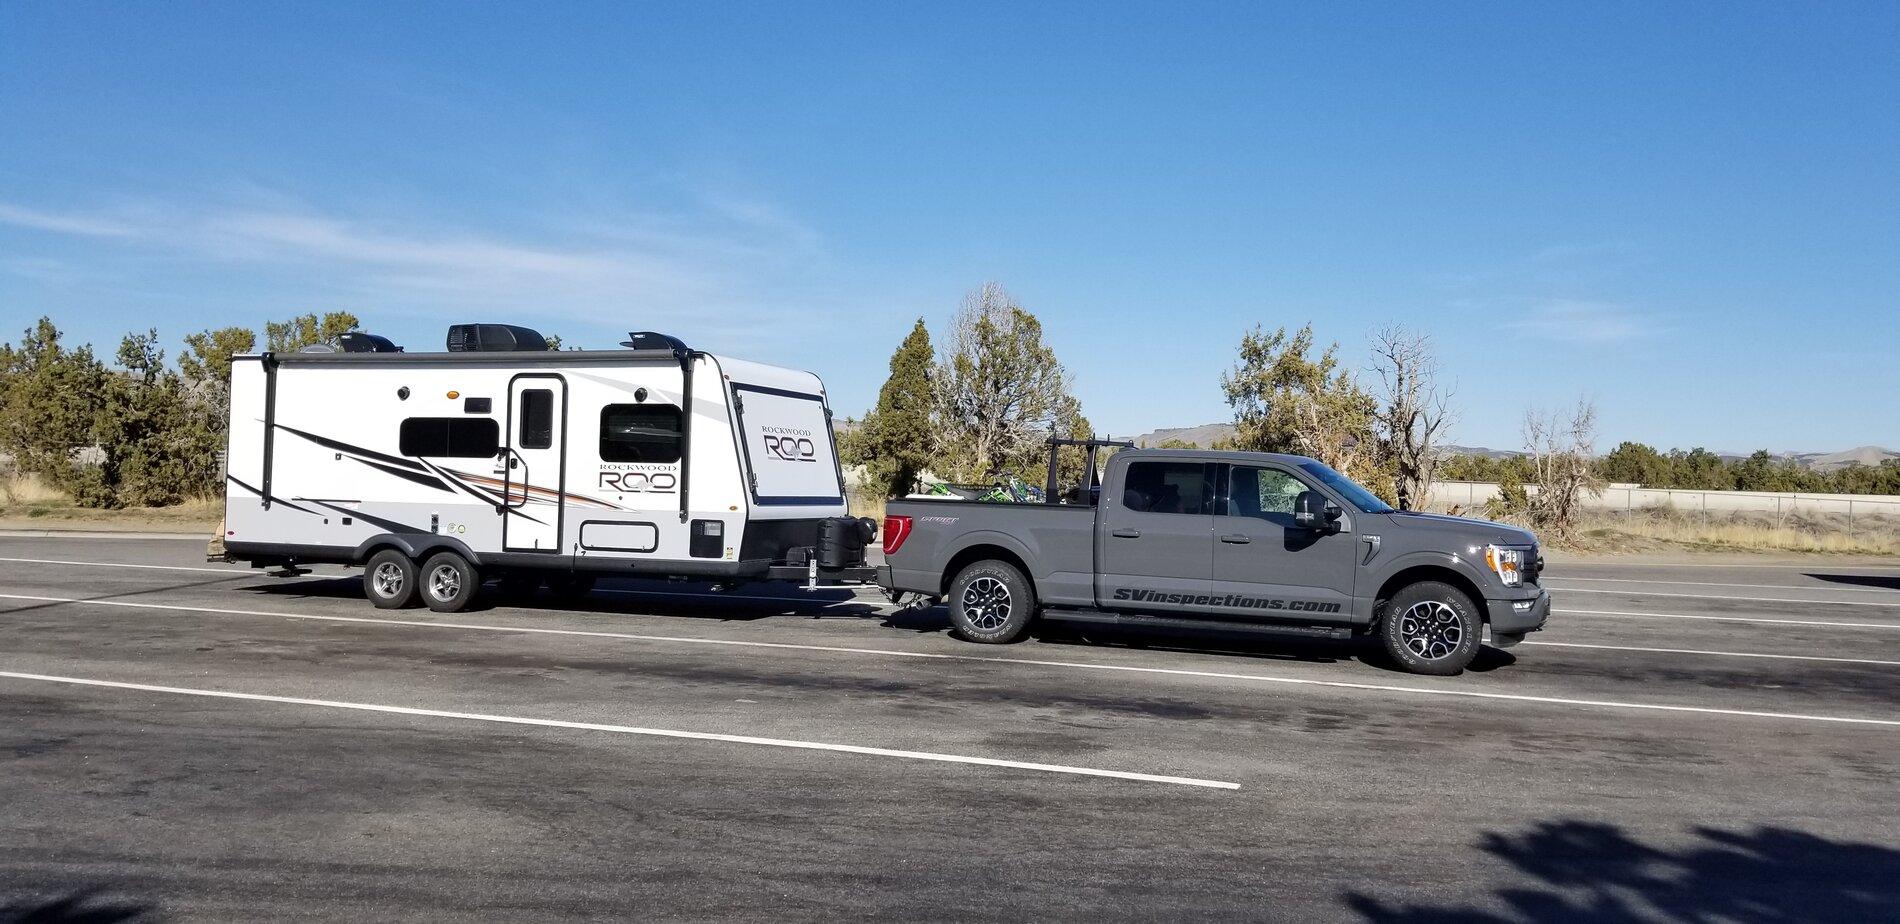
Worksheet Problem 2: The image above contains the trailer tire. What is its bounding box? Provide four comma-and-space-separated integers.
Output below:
1379, 581, 1481, 675
364, 549, 419, 609
947, 560, 1035, 644
419, 551, 480, 613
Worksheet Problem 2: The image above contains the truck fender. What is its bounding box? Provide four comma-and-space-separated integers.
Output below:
941, 530, 1041, 595
1363, 549, 1493, 613
352, 533, 484, 568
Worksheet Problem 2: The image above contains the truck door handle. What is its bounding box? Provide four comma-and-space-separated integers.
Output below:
1111, 529, 1141, 539
1220, 534, 1252, 544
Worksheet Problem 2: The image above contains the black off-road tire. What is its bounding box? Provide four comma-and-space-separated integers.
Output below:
363, 549, 419, 610
947, 560, 1036, 644
419, 551, 480, 613
1379, 581, 1483, 675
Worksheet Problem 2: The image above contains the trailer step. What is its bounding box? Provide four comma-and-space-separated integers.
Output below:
1040, 608, 1355, 641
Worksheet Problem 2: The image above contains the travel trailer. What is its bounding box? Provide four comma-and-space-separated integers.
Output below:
218, 324, 877, 612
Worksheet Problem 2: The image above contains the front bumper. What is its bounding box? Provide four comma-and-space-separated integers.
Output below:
1485, 587, 1550, 643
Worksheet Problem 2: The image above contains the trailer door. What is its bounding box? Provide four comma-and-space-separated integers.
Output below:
504, 375, 567, 552
731, 382, 844, 507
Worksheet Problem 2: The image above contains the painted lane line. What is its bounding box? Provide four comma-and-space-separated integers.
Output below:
4, 594, 1895, 729
0, 557, 891, 610
0, 669, 1236, 790
1519, 640, 1900, 667
1548, 576, 1900, 595
1561, 608, 1900, 630
1553, 560, 1900, 571
1551, 587, 1900, 608
0, 556, 255, 575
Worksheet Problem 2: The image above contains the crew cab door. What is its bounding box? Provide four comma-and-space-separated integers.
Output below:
502, 375, 566, 552
1096, 460, 1218, 614
1209, 463, 1357, 623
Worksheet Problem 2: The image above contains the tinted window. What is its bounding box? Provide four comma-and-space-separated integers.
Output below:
399, 417, 499, 458
601, 404, 682, 463
1121, 462, 1210, 515
1228, 467, 1306, 525
519, 389, 553, 449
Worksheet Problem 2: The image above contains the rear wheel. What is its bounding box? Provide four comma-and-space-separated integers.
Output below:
363, 549, 418, 609
947, 560, 1035, 644
1379, 581, 1482, 675
419, 551, 480, 613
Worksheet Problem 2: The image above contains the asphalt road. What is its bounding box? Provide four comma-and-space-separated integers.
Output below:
2, 537, 1897, 921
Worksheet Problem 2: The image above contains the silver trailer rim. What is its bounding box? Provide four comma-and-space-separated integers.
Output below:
1399, 600, 1464, 660
428, 564, 462, 602
372, 561, 406, 599
961, 576, 1013, 632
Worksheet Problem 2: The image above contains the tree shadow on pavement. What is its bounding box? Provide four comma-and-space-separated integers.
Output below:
1804, 573, 1900, 591
0, 888, 155, 924
1345, 819, 1900, 922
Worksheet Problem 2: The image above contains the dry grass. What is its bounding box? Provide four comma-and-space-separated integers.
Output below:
1578, 507, 1900, 556
0, 473, 222, 533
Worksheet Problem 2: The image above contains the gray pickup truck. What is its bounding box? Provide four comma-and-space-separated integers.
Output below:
878, 448, 1549, 675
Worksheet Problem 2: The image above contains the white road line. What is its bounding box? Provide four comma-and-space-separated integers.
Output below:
1553, 587, 1900, 608
0, 669, 1236, 790
4, 593, 1895, 729
0, 556, 890, 610
1549, 576, 1900, 595
0, 556, 253, 574
1562, 608, 1900, 630
1555, 560, 1900, 571
1519, 640, 1900, 667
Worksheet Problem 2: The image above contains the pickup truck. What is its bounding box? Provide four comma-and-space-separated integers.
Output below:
878, 448, 1549, 675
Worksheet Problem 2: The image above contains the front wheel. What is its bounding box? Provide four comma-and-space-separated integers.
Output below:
1379, 581, 1482, 675
947, 560, 1035, 644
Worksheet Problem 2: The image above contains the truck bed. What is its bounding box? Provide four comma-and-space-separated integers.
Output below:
882, 498, 1097, 605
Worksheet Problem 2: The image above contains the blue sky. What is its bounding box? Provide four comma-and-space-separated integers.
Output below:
2, 2, 1895, 452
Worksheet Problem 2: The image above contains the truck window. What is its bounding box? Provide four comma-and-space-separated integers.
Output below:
1228, 466, 1305, 525
519, 389, 553, 449
399, 417, 500, 458
1122, 461, 1210, 515
600, 404, 682, 463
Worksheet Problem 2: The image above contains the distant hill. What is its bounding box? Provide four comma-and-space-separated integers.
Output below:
1796, 446, 1900, 473
1131, 423, 1236, 448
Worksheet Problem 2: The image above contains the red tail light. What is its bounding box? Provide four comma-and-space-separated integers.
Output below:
881, 515, 913, 556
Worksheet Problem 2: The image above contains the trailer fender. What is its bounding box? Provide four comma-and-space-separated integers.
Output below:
353, 534, 484, 568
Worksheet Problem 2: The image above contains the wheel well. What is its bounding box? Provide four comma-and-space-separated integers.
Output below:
354, 539, 410, 566
940, 544, 1034, 598
1375, 566, 1488, 624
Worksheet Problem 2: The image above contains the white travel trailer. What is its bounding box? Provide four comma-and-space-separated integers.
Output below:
219, 325, 877, 612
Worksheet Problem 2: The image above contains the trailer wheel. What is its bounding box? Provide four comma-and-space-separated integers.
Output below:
419, 551, 480, 613
363, 549, 419, 609
947, 560, 1035, 644
1379, 581, 1481, 675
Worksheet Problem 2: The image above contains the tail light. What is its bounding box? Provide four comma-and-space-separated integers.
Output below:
881, 515, 913, 556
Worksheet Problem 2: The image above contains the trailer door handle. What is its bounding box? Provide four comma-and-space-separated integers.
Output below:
1220, 534, 1252, 544
1111, 528, 1141, 539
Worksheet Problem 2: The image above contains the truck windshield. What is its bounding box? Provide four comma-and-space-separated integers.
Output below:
1295, 459, 1394, 514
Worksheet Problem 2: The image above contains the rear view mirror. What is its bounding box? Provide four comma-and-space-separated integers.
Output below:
1294, 491, 1343, 531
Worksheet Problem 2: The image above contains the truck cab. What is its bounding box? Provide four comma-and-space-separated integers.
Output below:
880, 448, 1550, 675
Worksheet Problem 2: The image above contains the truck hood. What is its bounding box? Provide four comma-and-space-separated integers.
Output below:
1381, 511, 1538, 548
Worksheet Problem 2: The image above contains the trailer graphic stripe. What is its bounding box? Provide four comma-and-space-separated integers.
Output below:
226, 475, 319, 515
274, 423, 426, 471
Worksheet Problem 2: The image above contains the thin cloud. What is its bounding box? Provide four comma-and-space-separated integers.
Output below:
1506, 300, 1659, 344
0, 202, 138, 238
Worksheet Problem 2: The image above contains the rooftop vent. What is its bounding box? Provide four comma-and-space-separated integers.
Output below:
446, 324, 548, 352
619, 331, 690, 355
339, 332, 403, 353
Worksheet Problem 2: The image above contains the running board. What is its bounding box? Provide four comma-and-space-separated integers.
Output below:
1040, 607, 1355, 641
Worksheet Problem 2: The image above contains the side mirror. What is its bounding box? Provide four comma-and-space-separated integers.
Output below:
1294, 491, 1343, 531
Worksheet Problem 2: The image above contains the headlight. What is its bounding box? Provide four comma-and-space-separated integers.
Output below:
1484, 545, 1524, 587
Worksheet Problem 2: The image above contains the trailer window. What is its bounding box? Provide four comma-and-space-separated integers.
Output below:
400, 417, 499, 458
600, 404, 682, 463
1122, 462, 1211, 515
519, 389, 554, 449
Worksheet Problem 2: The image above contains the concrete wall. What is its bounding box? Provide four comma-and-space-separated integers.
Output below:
1430, 481, 1900, 521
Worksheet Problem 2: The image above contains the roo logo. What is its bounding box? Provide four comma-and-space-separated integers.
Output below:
599, 471, 678, 493
763, 434, 817, 463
